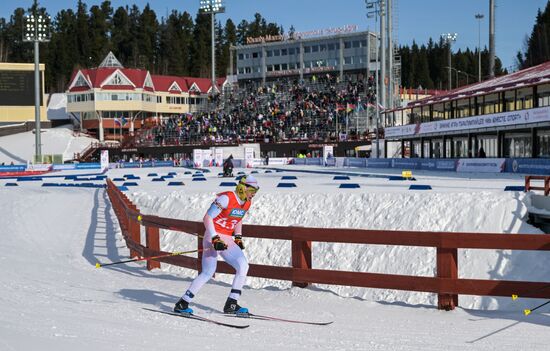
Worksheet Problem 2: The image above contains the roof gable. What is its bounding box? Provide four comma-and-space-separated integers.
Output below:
100, 69, 136, 88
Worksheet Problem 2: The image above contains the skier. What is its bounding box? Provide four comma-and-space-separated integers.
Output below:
174, 175, 259, 315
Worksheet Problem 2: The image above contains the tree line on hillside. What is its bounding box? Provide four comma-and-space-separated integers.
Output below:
0, 1, 546, 94
517, 0, 550, 69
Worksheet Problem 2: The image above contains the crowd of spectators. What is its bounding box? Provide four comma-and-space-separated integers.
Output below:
135, 73, 378, 147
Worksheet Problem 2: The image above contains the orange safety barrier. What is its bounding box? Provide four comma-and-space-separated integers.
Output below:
106, 179, 550, 311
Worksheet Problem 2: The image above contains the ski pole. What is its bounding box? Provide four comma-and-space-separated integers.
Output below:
95, 248, 204, 268
524, 300, 550, 316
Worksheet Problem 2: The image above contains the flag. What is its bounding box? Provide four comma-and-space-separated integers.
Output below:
114, 117, 121, 126
121, 116, 128, 126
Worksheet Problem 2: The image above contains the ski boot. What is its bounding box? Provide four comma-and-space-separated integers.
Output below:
223, 297, 249, 315
173, 298, 193, 314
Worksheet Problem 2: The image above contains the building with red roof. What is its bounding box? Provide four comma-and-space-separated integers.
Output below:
66, 52, 229, 141
383, 60, 550, 159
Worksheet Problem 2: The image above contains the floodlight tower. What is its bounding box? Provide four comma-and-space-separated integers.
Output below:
199, 0, 225, 96
441, 33, 457, 91
475, 14, 484, 82
23, 0, 51, 160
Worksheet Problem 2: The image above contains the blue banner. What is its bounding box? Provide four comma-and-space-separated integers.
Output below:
75, 163, 101, 169
505, 158, 550, 175
0, 165, 26, 172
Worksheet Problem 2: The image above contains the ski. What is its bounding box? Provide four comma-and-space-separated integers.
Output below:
143, 308, 250, 329
223, 312, 333, 326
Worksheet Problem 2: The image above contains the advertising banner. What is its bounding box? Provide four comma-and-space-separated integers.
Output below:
456, 158, 505, 173
506, 158, 550, 175
245, 147, 254, 168
193, 149, 203, 168
385, 106, 550, 138
215, 149, 224, 167
100, 150, 109, 171
202, 149, 213, 167
323, 145, 334, 166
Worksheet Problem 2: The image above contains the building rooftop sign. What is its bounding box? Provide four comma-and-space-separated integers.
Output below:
245, 24, 358, 45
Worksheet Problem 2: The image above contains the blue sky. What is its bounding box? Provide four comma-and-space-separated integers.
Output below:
2, 0, 548, 70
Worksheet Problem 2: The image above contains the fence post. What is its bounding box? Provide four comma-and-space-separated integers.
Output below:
436, 247, 458, 310
545, 176, 549, 196
525, 176, 531, 192
145, 226, 160, 270
128, 205, 140, 258
291, 229, 312, 288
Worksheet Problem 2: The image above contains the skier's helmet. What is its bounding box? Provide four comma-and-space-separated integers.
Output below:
236, 175, 259, 201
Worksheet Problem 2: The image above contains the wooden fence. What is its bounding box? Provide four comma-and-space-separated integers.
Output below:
526, 175, 550, 196
106, 179, 550, 311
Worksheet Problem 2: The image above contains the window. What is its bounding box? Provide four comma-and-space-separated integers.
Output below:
289, 48, 295, 55
328, 43, 335, 51
361, 39, 367, 47
274, 49, 280, 56
252, 52, 259, 58
504, 90, 516, 111
304, 46, 311, 53
266, 50, 273, 57
517, 87, 534, 109
344, 56, 353, 65
504, 132, 532, 157
538, 130, 550, 157
281, 48, 287, 55
353, 40, 360, 48
320, 44, 326, 52
281, 63, 288, 70
538, 84, 550, 107
312, 45, 319, 53
238, 53, 244, 60
344, 41, 352, 49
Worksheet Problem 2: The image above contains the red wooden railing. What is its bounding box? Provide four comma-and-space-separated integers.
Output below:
526, 175, 550, 196
106, 179, 550, 311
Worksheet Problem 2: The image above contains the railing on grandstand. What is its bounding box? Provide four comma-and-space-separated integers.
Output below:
106, 178, 550, 311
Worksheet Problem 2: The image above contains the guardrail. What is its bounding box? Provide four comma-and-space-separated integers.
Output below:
526, 175, 550, 196
106, 178, 550, 311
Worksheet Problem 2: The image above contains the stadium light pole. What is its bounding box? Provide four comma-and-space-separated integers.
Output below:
475, 14, 484, 82
23, 1, 51, 161
199, 0, 225, 98
366, 0, 383, 158
441, 33, 457, 91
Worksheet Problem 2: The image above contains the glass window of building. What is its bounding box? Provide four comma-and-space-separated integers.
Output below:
335, 43, 340, 50
267, 65, 273, 72
282, 63, 288, 70
538, 129, 550, 157
433, 103, 444, 121
353, 40, 361, 48
537, 84, 550, 107
304, 46, 311, 53
361, 39, 367, 47
455, 99, 470, 118
289, 48, 295, 55
504, 90, 516, 111
281, 48, 287, 55
483, 93, 501, 114
312, 45, 319, 52
320, 44, 326, 51
504, 132, 532, 157
266, 50, 273, 57
444, 102, 452, 119
274, 64, 280, 71
328, 43, 335, 51
517, 87, 534, 110
344, 56, 353, 65
252, 52, 259, 58
344, 41, 352, 49
274, 49, 280, 56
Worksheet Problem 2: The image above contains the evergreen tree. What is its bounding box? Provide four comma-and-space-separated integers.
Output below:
88, 2, 112, 67
75, 0, 91, 67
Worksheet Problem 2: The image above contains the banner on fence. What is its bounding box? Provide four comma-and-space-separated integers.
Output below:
100, 150, 109, 171
245, 147, 254, 168
214, 149, 223, 167
323, 145, 334, 166
456, 158, 505, 173
193, 149, 203, 168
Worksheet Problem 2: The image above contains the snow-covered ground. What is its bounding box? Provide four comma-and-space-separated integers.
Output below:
0, 128, 549, 350
0, 124, 95, 164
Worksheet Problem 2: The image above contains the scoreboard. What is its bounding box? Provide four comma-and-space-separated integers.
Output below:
0, 70, 43, 106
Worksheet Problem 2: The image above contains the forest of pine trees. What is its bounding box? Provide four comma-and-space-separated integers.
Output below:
0, 1, 547, 94
517, 0, 550, 69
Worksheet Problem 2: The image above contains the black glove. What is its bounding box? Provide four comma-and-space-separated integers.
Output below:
212, 235, 227, 251
234, 235, 245, 250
